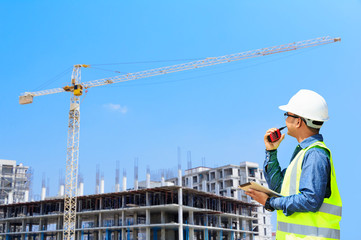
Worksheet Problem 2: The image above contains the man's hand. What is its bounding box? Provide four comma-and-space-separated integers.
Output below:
264, 128, 285, 151
245, 189, 269, 206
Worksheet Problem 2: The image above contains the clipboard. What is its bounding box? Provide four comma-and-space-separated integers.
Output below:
239, 181, 282, 198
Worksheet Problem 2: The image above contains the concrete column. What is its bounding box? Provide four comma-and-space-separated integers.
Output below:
189, 193, 194, 207
236, 217, 240, 240
100, 179, 105, 194
77, 215, 82, 240
216, 229, 221, 240
58, 214, 63, 240
57, 215, 62, 230
41, 187, 46, 201
115, 183, 120, 192
122, 175, 127, 191
146, 209, 150, 224
146, 168, 151, 189
204, 214, 208, 239
161, 210, 166, 240
99, 197, 103, 210
77, 229, 81, 240
24, 190, 29, 202
236, 189, 241, 200
38, 218, 43, 240
189, 177, 193, 188
188, 210, 194, 240
114, 229, 118, 240
215, 182, 220, 195
178, 187, 183, 240
161, 175, 165, 186
246, 231, 251, 240
121, 211, 126, 240
99, 213, 102, 227
114, 214, 119, 226
242, 219, 247, 239
188, 210, 194, 224
227, 187, 232, 197
7, 191, 13, 204
21, 219, 26, 240
98, 213, 102, 240
146, 192, 150, 206
178, 169, 182, 187
133, 212, 138, 240
4, 222, 9, 235
40, 203, 44, 215
227, 217, 232, 240
146, 209, 150, 240
202, 180, 207, 192
78, 182, 84, 196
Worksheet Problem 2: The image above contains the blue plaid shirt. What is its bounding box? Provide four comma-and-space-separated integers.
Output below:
264, 134, 331, 216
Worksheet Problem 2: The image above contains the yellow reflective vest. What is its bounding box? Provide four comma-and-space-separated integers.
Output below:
276, 141, 342, 240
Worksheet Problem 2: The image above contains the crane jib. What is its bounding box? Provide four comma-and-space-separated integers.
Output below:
19, 36, 340, 101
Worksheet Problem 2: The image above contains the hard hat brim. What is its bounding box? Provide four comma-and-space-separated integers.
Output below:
279, 105, 291, 113
278, 104, 329, 121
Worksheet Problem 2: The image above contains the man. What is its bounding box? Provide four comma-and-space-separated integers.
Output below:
245, 89, 342, 240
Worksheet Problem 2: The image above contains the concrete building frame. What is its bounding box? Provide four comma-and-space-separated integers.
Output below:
0, 186, 258, 240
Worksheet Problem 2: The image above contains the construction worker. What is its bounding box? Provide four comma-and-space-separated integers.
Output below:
245, 89, 342, 239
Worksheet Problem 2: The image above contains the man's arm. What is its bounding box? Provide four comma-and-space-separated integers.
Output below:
270, 149, 330, 216
263, 128, 287, 193
264, 149, 286, 193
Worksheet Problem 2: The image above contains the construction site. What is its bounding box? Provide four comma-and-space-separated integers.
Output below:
0, 159, 271, 240
0, 36, 341, 240
0, 185, 258, 240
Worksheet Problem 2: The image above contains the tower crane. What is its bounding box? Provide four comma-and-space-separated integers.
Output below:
19, 36, 340, 240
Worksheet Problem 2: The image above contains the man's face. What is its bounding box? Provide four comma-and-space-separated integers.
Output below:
285, 112, 301, 137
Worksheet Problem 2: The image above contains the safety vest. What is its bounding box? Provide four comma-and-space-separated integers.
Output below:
276, 141, 342, 240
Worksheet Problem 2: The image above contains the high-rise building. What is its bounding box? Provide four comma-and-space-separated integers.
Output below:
167, 161, 273, 240
0, 160, 30, 204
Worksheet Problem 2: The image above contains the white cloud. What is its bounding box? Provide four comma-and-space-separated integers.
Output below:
103, 103, 128, 114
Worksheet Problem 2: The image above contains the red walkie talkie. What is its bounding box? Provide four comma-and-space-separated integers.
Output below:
267, 126, 286, 143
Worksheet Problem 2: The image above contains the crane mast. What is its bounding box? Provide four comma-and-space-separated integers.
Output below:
18, 36, 340, 240
63, 65, 83, 240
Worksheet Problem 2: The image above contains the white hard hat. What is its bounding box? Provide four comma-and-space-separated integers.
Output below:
279, 89, 329, 128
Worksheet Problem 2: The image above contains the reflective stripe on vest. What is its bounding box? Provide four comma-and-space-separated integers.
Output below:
289, 149, 303, 195
278, 222, 340, 239
277, 141, 342, 240
318, 203, 342, 217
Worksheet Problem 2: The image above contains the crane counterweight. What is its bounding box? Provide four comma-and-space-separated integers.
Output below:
19, 94, 33, 105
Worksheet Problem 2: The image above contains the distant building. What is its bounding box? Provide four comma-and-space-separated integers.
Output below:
167, 161, 273, 240
0, 160, 30, 204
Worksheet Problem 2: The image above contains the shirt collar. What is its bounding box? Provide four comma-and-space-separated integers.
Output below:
299, 134, 323, 149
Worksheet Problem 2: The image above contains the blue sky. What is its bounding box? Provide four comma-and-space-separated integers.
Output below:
1, 0, 360, 237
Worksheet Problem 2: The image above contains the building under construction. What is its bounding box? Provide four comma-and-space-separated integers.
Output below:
0, 160, 31, 205
0, 186, 257, 240
167, 162, 272, 240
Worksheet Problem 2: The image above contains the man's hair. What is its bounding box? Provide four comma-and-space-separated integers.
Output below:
307, 125, 320, 134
